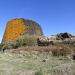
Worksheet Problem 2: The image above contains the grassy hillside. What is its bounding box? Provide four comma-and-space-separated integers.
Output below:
0, 47, 75, 75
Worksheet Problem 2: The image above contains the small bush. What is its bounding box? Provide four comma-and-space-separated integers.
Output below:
23, 35, 37, 46
0, 43, 8, 52
35, 70, 43, 75
12, 43, 19, 49
12, 38, 23, 49
52, 49, 65, 56
51, 44, 72, 56
12, 35, 37, 49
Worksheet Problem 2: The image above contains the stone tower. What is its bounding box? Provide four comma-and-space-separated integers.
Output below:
2, 18, 43, 43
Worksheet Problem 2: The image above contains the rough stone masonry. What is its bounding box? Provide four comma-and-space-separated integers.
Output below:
2, 18, 43, 43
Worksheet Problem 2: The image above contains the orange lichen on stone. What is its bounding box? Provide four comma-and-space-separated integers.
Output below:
3, 19, 26, 42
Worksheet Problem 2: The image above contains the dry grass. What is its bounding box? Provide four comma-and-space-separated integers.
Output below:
0, 44, 75, 75
0, 51, 75, 75
9, 43, 75, 56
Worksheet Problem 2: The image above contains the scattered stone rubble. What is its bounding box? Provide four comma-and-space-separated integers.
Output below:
37, 32, 75, 46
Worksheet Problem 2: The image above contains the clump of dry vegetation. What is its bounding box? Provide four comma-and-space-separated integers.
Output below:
11, 35, 37, 49
10, 43, 75, 57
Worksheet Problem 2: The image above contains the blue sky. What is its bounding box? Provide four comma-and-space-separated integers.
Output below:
0, 0, 75, 43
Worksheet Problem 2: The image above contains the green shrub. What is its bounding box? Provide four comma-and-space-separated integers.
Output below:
35, 69, 43, 75
12, 35, 37, 49
12, 43, 19, 49
2, 44, 8, 50
23, 35, 37, 46
0, 43, 8, 51
12, 38, 23, 49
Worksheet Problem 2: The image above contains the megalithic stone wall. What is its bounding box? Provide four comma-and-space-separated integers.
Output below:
2, 18, 43, 43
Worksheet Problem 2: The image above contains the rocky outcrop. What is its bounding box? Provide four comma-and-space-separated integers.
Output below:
56, 32, 74, 40
37, 36, 54, 46
37, 33, 75, 46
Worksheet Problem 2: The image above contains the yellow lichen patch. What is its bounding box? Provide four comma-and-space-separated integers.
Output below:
3, 19, 26, 42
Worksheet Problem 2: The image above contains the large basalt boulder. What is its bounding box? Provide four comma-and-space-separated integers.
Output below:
56, 32, 74, 40
2, 18, 43, 44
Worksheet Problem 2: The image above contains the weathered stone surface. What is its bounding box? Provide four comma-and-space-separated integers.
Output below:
2, 18, 43, 43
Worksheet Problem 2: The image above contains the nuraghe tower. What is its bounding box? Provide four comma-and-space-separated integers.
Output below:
2, 18, 43, 43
